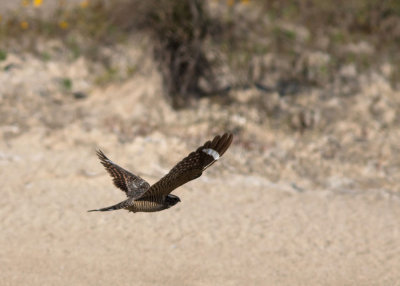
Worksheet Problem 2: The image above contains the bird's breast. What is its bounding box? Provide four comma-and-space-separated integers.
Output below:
128, 198, 168, 213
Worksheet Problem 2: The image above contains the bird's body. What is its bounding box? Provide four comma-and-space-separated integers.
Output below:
93, 194, 180, 213
89, 133, 233, 213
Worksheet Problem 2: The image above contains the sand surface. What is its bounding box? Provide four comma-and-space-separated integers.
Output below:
1, 36, 400, 285
1, 131, 400, 285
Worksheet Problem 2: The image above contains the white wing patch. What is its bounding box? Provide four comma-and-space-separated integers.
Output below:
202, 148, 220, 160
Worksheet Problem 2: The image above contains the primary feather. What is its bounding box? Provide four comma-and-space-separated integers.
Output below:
139, 133, 233, 199
96, 150, 150, 199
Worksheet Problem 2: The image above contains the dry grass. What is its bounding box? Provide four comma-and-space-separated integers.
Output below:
0, 0, 399, 107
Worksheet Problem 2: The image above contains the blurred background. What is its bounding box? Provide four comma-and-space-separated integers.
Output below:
1, 0, 400, 285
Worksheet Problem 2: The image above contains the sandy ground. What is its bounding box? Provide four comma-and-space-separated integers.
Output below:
1, 35, 400, 285
1, 126, 400, 286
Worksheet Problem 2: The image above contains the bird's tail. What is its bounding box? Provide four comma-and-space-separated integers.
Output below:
88, 199, 131, 212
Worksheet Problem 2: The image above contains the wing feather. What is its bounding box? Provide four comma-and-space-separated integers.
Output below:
140, 133, 233, 198
96, 150, 150, 199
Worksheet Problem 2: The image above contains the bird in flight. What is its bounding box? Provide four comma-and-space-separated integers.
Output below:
88, 133, 233, 213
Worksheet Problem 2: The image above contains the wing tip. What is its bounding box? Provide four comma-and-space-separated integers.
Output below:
96, 149, 112, 165
201, 132, 233, 169
211, 132, 233, 156
96, 149, 105, 157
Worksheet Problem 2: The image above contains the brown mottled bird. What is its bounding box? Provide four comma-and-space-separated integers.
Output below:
88, 133, 233, 213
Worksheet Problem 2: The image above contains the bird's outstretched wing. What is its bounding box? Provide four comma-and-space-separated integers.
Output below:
140, 133, 233, 199
96, 150, 150, 199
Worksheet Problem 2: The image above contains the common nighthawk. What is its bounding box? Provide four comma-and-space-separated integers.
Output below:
88, 133, 233, 213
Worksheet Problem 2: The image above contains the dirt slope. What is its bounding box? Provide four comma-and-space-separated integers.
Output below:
1, 38, 400, 285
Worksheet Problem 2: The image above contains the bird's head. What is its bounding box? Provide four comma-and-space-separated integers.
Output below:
166, 194, 181, 207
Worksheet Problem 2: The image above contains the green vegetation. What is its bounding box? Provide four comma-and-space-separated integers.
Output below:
60, 77, 72, 91
0, 50, 7, 61
0, 0, 399, 106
